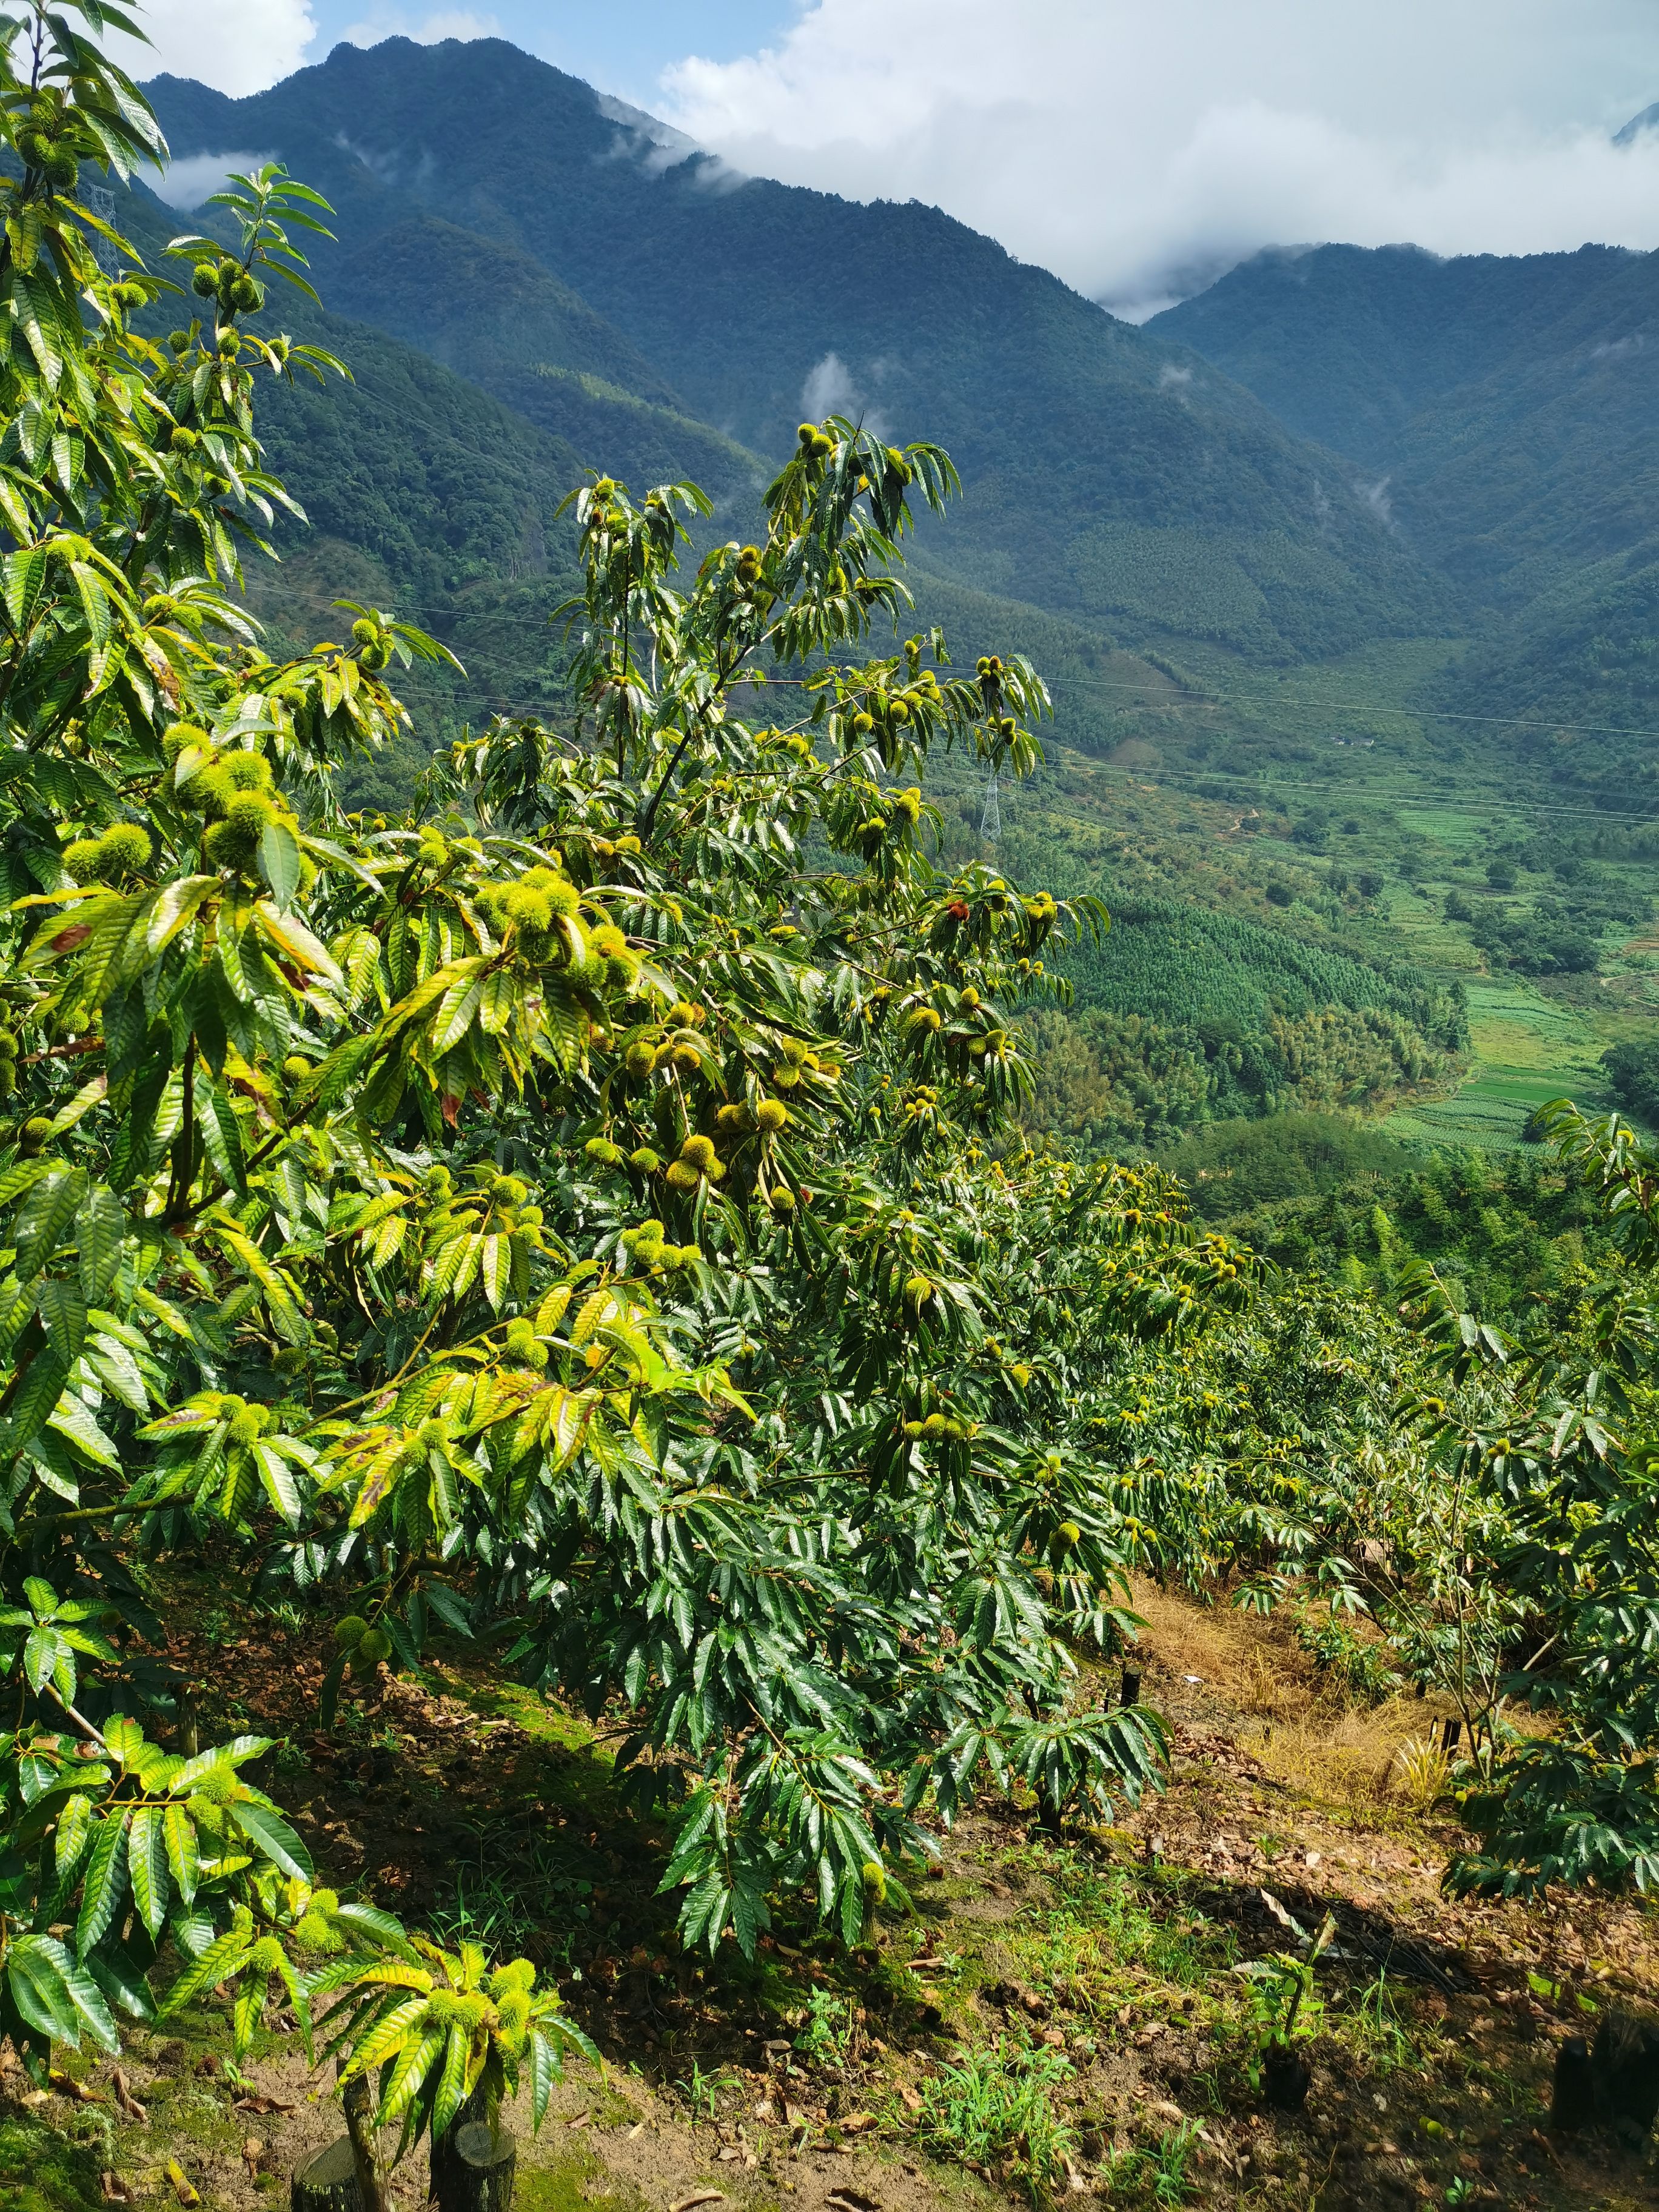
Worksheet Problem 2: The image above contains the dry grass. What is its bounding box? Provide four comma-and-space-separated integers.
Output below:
1127, 1575, 1322, 1720
1239, 1698, 1439, 1811
1125, 1577, 1470, 1814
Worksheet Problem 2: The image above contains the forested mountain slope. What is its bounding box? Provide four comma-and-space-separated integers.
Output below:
1153, 241, 1659, 789
1150, 243, 1638, 473
144, 36, 1447, 666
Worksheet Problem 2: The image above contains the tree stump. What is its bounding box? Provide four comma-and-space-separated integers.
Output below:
292, 2137, 362, 2212
431, 2124, 516, 2212
1119, 1667, 1142, 1707
1550, 2034, 1595, 2133
1591, 2009, 1659, 2145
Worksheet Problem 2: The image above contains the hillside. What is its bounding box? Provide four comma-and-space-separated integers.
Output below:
1149, 243, 1638, 474
144, 37, 1449, 667
1152, 243, 1659, 791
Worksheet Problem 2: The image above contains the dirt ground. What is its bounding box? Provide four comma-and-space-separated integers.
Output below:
6, 1569, 1659, 2212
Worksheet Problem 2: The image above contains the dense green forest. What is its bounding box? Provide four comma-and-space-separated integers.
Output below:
144, 39, 1448, 670
1025, 902, 1467, 1149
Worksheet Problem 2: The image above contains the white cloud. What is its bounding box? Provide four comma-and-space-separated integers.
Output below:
800, 349, 893, 436
152, 152, 278, 210
1358, 477, 1395, 528
112, 0, 314, 98
336, 8, 500, 49
659, 0, 1659, 314
801, 350, 857, 418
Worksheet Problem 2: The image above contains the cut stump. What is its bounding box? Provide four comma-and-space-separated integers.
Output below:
291, 2137, 361, 2212
434, 2123, 517, 2212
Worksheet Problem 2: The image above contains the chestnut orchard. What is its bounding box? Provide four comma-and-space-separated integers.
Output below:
0, 0, 1265, 2180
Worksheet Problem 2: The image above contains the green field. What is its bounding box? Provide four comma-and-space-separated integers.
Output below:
1385, 972, 1606, 1148
997, 629, 1659, 1153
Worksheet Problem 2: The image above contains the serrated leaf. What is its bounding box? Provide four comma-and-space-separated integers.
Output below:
229, 1798, 312, 1882
161, 1801, 198, 1908
257, 818, 302, 910
127, 1804, 169, 1939
75, 1808, 129, 1957
76, 1185, 125, 1302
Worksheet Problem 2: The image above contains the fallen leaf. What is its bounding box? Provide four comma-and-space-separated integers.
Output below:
50, 2070, 107, 2106
233, 2094, 297, 2116
896, 2084, 922, 2114
99, 2174, 132, 2204
112, 2070, 147, 2124
670, 2193, 727, 2212
166, 2160, 199, 2207
625, 2122, 646, 2140
566, 2111, 591, 2130
717, 2148, 742, 2163
826, 2192, 882, 2212
840, 2114, 877, 2134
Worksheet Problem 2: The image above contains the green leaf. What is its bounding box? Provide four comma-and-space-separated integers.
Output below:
161, 1802, 198, 1908
13, 1167, 88, 1284
35, 1279, 87, 1366
250, 1441, 302, 1526
158, 1925, 251, 2016
74, 1807, 129, 1959
8, 1942, 77, 2045
229, 1798, 312, 1882
52, 1942, 120, 2054
55, 1790, 93, 1878
431, 2021, 470, 2142
85, 1941, 156, 2023
257, 818, 302, 909
76, 1186, 125, 1302
127, 1805, 169, 1939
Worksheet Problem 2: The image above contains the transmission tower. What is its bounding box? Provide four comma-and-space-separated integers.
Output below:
979, 769, 1001, 843
83, 184, 119, 276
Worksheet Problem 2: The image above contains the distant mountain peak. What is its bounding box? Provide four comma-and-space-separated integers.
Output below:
1613, 101, 1659, 146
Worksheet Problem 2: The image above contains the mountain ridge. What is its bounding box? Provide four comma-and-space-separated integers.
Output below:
142, 35, 1447, 669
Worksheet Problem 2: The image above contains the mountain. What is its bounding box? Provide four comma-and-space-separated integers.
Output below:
143, 36, 1447, 669
1151, 241, 1659, 796
1614, 101, 1659, 146
1148, 242, 1637, 471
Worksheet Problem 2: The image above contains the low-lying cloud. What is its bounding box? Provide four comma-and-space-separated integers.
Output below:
152, 152, 278, 210
660, 0, 1659, 315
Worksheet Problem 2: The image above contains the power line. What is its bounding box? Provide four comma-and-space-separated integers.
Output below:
240, 578, 1659, 748
1043, 755, 1659, 831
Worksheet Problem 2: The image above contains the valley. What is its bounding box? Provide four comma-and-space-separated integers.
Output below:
132, 36, 1659, 1193
2, 16, 1658, 2212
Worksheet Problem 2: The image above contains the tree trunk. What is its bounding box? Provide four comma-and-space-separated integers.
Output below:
1550, 2035, 1595, 2133
340, 2075, 392, 2212
431, 2119, 516, 2212
292, 2137, 361, 2212
1590, 2009, 1659, 2145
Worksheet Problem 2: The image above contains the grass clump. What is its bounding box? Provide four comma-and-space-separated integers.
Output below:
794, 1987, 858, 2068
914, 2036, 1074, 2204
1010, 1849, 1233, 2015
1099, 2117, 1204, 2207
